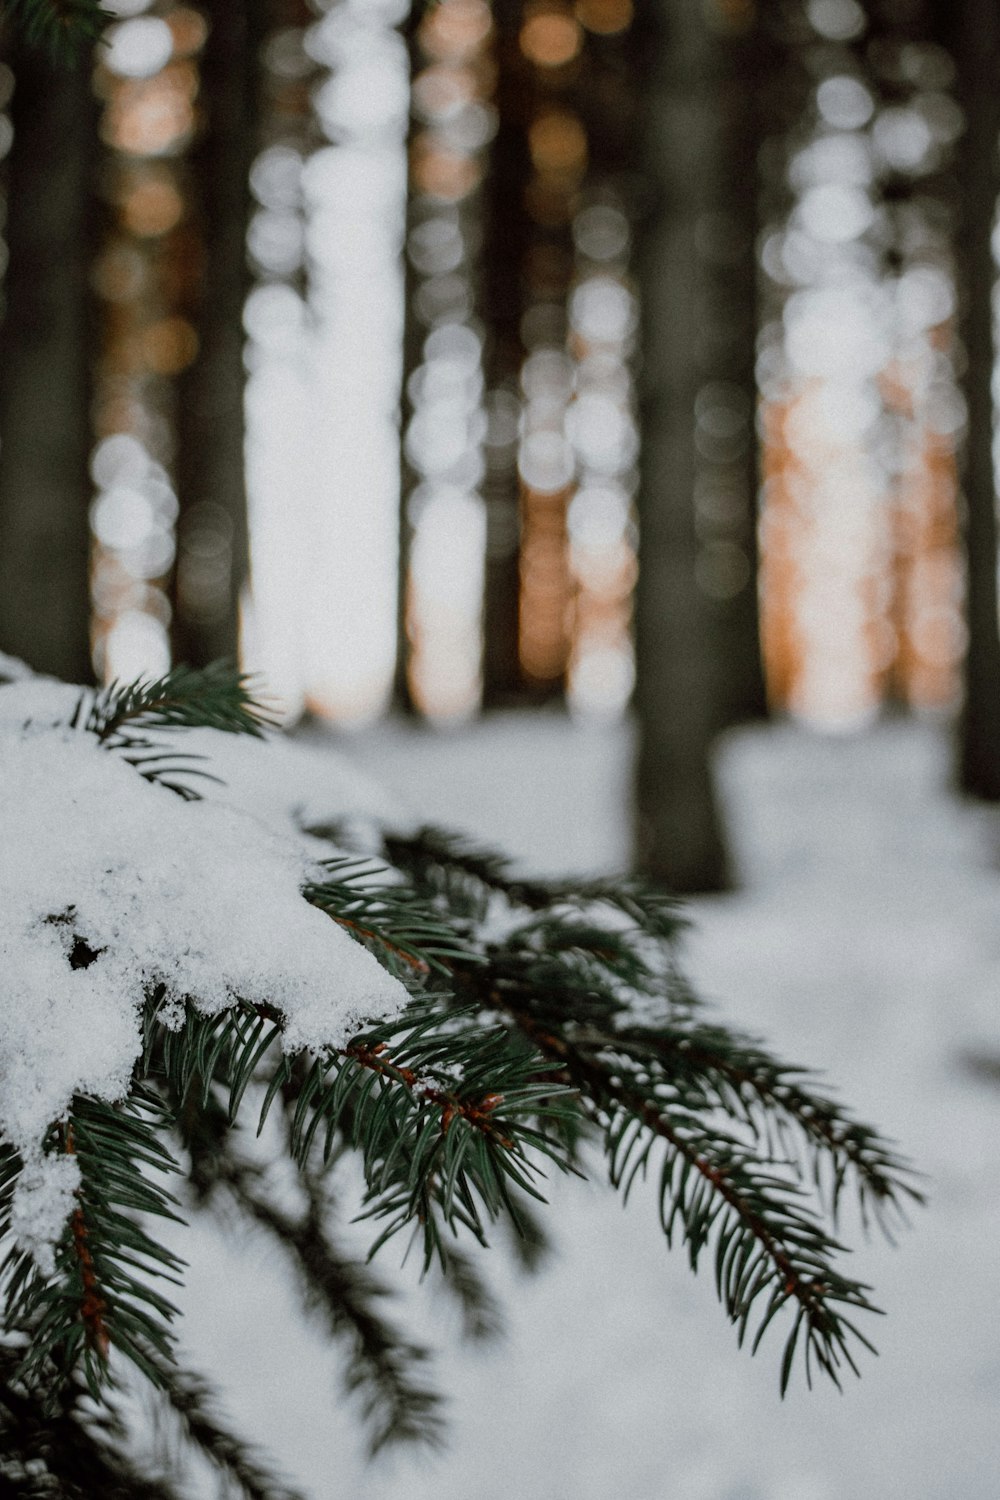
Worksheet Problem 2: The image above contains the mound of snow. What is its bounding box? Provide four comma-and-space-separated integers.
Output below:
0, 680, 408, 1271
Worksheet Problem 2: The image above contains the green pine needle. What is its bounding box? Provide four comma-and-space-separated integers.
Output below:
1, 0, 110, 61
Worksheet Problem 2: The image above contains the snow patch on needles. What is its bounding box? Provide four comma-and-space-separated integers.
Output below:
9, 1157, 81, 1278
0, 699, 408, 1270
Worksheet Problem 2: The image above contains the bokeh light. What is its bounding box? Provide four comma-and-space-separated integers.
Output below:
241, 0, 409, 723
400, 0, 496, 722
520, 7, 583, 69
757, 5, 965, 728
89, 0, 202, 683
72, 0, 977, 739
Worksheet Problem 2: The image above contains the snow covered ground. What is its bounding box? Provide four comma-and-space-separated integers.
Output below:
174, 711, 1000, 1500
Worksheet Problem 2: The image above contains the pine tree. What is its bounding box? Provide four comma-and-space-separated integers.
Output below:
0, 663, 921, 1494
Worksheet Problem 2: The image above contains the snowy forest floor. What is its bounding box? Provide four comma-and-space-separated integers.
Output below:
173, 712, 999, 1500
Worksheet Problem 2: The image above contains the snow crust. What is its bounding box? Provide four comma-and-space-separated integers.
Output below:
0, 684, 408, 1270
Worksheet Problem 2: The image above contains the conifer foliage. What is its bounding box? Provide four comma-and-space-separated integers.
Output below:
0, 0, 108, 60
0, 665, 921, 1494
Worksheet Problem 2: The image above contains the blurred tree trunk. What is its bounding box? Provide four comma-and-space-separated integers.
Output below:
0, 46, 96, 681
480, 0, 531, 705
634, 0, 766, 892
708, 6, 769, 729
938, 0, 1000, 797
172, 0, 259, 667
394, 10, 421, 715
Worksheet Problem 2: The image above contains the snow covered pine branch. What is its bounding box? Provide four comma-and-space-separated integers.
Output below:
0, 664, 922, 1489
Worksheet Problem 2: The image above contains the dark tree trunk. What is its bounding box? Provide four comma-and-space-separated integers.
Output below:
480, 0, 531, 705
942, 0, 1000, 797
396, 1, 433, 715
172, 0, 259, 667
394, 241, 422, 717
0, 45, 97, 681
633, 0, 749, 893
394, 81, 415, 712
707, 12, 770, 729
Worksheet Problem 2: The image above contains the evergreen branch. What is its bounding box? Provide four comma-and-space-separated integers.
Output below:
148, 996, 285, 1126
273, 1007, 579, 1268
611, 1020, 924, 1230
451, 900, 920, 1230
0, 1346, 186, 1500
219, 1150, 444, 1455
383, 826, 687, 943
1, 663, 923, 1476
475, 983, 883, 1393
431, 1243, 505, 1343
139, 800, 914, 1398
172, 1067, 233, 1205
87, 663, 274, 744
305, 829, 912, 1389
2, 1094, 185, 1399
603, 1083, 878, 1392
304, 859, 482, 981
140, 1351, 308, 1500
1, 0, 109, 61
74, 664, 276, 800
379, 825, 526, 922
147, 987, 575, 1274
160, 1057, 446, 1456
498, 1191, 553, 1273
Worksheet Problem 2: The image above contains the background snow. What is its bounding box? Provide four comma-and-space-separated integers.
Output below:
166, 711, 1000, 1500
180, 722, 412, 844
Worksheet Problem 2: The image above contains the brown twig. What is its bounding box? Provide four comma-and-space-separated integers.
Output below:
484, 994, 840, 1337
343, 1042, 511, 1147
327, 915, 431, 975
62, 1124, 109, 1360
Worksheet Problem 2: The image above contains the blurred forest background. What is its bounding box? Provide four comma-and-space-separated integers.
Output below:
1, 0, 1000, 891
2, 7, 1000, 1493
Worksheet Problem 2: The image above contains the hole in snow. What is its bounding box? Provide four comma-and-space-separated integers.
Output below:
44, 908, 104, 971
68, 936, 103, 971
